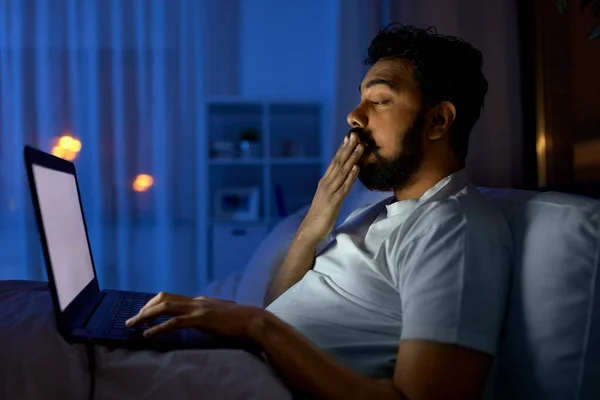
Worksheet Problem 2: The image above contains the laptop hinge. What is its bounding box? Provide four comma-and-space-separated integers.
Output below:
73, 291, 106, 330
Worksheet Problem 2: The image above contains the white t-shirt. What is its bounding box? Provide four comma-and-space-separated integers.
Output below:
266, 170, 512, 378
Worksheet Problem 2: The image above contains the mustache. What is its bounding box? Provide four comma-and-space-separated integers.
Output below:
346, 127, 378, 151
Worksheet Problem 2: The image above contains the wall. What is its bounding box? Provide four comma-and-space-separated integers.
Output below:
239, 0, 337, 99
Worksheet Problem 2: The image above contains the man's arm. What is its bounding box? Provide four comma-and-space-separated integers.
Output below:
128, 293, 493, 400
249, 310, 491, 400
249, 311, 402, 399
263, 232, 318, 307
264, 133, 364, 307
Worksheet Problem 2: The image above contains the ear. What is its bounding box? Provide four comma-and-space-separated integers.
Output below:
427, 101, 456, 141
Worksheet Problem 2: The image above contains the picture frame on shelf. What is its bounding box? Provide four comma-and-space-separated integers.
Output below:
214, 186, 261, 221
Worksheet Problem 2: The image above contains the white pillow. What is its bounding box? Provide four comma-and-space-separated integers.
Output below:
482, 190, 600, 400
202, 271, 243, 302
235, 205, 310, 307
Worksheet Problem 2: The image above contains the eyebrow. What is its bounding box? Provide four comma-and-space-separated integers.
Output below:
359, 78, 398, 94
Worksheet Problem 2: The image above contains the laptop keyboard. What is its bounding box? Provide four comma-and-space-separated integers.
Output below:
101, 292, 179, 341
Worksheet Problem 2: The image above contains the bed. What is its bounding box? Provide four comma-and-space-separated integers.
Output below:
4, 186, 600, 400
0, 280, 291, 400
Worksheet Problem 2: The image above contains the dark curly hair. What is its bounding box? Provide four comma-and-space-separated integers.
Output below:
365, 24, 488, 163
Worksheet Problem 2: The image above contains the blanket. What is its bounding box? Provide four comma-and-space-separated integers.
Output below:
0, 280, 291, 400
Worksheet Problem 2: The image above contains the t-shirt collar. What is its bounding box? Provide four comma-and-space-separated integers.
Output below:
384, 169, 469, 217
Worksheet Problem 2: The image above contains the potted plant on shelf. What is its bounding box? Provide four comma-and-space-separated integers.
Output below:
239, 128, 261, 159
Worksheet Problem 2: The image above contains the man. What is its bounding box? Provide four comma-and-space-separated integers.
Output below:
126, 24, 512, 399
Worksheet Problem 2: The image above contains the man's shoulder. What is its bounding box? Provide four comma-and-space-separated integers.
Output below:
402, 184, 510, 242
424, 183, 503, 218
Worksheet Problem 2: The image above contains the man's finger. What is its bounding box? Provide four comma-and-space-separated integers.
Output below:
143, 315, 195, 338
126, 300, 191, 327
324, 136, 349, 176
327, 143, 363, 193
138, 291, 171, 315
323, 134, 358, 180
341, 165, 360, 194
139, 291, 190, 315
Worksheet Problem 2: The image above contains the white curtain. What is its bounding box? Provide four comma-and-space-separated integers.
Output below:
0, 0, 209, 296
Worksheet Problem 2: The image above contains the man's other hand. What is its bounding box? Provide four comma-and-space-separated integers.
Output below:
299, 132, 363, 242
125, 292, 266, 341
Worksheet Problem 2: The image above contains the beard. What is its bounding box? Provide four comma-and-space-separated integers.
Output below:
350, 111, 425, 192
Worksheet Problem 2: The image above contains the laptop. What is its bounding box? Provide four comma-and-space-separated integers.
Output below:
24, 145, 240, 351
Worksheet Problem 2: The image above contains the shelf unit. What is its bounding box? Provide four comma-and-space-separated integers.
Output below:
204, 98, 328, 282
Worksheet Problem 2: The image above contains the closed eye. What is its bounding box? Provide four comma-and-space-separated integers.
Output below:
371, 99, 391, 106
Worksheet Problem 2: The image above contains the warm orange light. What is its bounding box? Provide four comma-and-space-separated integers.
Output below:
132, 174, 154, 192
59, 135, 74, 149
62, 150, 77, 161
51, 145, 65, 158
52, 134, 82, 161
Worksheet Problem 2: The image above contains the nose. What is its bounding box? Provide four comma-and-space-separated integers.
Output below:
346, 105, 367, 128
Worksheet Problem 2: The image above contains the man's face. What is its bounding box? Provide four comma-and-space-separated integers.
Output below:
347, 58, 427, 192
